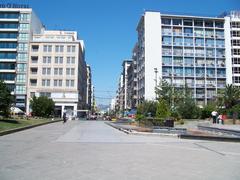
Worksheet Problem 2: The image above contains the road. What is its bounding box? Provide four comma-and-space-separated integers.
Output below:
0, 120, 240, 180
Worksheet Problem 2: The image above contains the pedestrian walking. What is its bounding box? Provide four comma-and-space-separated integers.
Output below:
63, 112, 67, 123
211, 110, 218, 124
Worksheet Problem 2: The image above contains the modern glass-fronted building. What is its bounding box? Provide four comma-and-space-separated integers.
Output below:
136, 11, 233, 106
0, 6, 43, 111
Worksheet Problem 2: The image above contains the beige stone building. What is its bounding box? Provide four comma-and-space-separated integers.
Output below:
26, 30, 87, 117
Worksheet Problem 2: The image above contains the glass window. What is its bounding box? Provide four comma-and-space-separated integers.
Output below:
19, 13, 30, 21
43, 45, 52, 52
71, 68, 75, 75
17, 63, 27, 72
185, 68, 194, 76
205, 29, 214, 37
66, 68, 70, 75
18, 53, 28, 62
0, 23, 18, 28
162, 36, 172, 44
195, 38, 204, 46
162, 47, 172, 55
43, 56, 51, 64
0, 32, 17, 39
173, 37, 182, 44
184, 38, 193, 45
0, 12, 19, 19
173, 57, 183, 65
16, 74, 26, 83
162, 56, 172, 65
195, 28, 204, 36
18, 33, 29, 41
15, 85, 26, 94
184, 57, 194, 66
215, 30, 224, 37
162, 27, 171, 34
162, 18, 171, 25
206, 39, 214, 47
194, 20, 203, 27
19, 23, 30, 31
183, 19, 192, 26
173, 19, 182, 25
215, 21, 224, 28
205, 21, 214, 27
173, 47, 183, 56
18, 43, 28, 51
184, 48, 194, 56
71, 80, 74, 87
184, 28, 193, 35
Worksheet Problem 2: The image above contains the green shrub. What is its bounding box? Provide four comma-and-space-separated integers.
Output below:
201, 103, 216, 119
156, 99, 171, 118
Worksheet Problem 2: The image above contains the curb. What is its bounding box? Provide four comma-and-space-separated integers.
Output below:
178, 134, 240, 143
198, 125, 240, 137
106, 122, 178, 137
0, 119, 62, 136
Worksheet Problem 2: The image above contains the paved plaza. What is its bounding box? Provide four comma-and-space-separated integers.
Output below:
0, 120, 240, 180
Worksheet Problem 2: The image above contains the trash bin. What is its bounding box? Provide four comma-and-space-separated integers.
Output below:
164, 119, 174, 127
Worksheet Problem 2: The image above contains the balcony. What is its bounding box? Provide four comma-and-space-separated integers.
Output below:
173, 42, 183, 46
195, 43, 204, 47
162, 51, 172, 56
196, 74, 205, 77
196, 84, 205, 88
162, 62, 172, 66
206, 53, 215, 57
194, 33, 204, 37
173, 52, 183, 56
217, 74, 226, 78
173, 63, 183, 66
217, 84, 225, 88
216, 44, 225, 48
195, 53, 204, 57
217, 54, 225, 58
185, 63, 194, 67
217, 63, 225, 67
162, 31, 172, 36
206, 63, 215, 67
206, 74, 215, 78
162, 42, 172, 46
184, 52, 194, 57
185, 73, 194, 77
173, 32, 183, 36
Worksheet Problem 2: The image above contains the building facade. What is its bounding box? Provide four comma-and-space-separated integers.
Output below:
136, 11, 231, 106
86, 64, 92, 110
0, 6, 43, 111
127, 45, 138, 109
26, 30, 87, 117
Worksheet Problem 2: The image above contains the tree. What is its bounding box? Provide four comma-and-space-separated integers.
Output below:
177, 96, 200, 119
156, 99, 170, 118
201, 102, 216, 119
30, 96, 55, 118
218, 84, 240, 124
0, 81, 13, 117
136, 100, 158, 118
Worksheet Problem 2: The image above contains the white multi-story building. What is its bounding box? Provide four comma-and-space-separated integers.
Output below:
26, 30, 87, 117
136, 11, 232, 106
0, 4, 43, 111
227, 11, 240, 85
86, 64, 92, 110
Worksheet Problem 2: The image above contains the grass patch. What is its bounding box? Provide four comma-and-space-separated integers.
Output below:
0, 117, 53, 132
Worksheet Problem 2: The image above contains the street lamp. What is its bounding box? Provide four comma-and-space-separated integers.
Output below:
154, 68, 158, 100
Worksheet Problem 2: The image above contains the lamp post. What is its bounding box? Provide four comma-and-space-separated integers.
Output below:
154, 68, 158, 100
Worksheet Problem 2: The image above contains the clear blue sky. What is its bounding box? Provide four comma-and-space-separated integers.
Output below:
6, 0, 240, 105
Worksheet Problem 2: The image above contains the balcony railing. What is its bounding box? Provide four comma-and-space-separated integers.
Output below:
196, 94, 205, 98
196, 84, 205, 88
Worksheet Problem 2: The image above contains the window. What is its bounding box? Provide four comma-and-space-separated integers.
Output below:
54, 68, 63, 75
15, 85, 26, 94
30, 79, 37, 86
19, 13, 30, 21
17, 64, 26, 72
162, 27, 171, 34
66, 80, 74, 87
215, 21, 224, 28
173, 57, 183, 65
0, 12, 19, 19
18, 43, 28, 51
173, 19, 182, 25
184, 48, 194, 56
205, 21, 213, 27
185, 68, 194, 76
162, 56, 172, 65
231, 22, 240, 28
32, 45, 39, 52
205, 29, 214, 37
162, 47, 172, 55
55, 45, 64, 52
162, 36, 172, 45
0, 63, 15, 70
55, 56, 63, 64
206, 48, 215, 57
195, 38, 204, 46
30, 92, 35, 97
0, 32, 17, 39
194, 20, 203, 27
0, 73, 15, 81
0, 52, 16, 59
67, 45, 76, 52
42, 79, 50, 87
184, 57, 194, 66
183, 19, 192, 26
173, 37, 182, 45
194, 28, 204, 36
0, 42, 17, 49
206, 39, 214, 47
216, 39, 225, 47
30, 68, 38, 74
39, 92, 51, 97
215, 30, 224, 37
43, 56, 51, 64
54, 79, 62, 87
42, 68, 51, 75
184, 38, 193, 45
206, 68, 215, 77
173, 47, 183, 56
234, 77, 240, 83
232, 58, 240, 64
173, 27, 182, 35
43, 45, 52, 52
67, 57, 76, 64
184, 28, 193, 35
231, 31, 240, 37
17, 53, 28, 62
16, 74, 26, 83
18, 33, 29, 41
19, 23, 29, 31
0, 23, 18, 29
232, 39, 240, 46
162, 18, 171, 25
233, 49, 240, 55
31, 56, 38, 63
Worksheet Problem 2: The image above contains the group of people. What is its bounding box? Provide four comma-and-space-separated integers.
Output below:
211, 111, 224, 124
